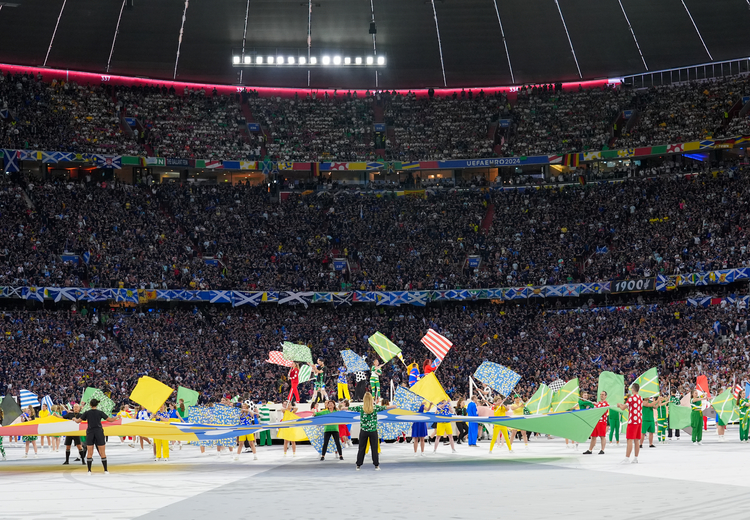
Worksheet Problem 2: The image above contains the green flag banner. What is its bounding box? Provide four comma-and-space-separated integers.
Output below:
81, 387, 98, 405
634, 367, 659, 398
81, 389, 114, 416
668, 403, 692, 430
298, 364, 313, 383
282, 342, 313, 364
526, 384, 552, 415
597, 371, 625, 408
176, 386, 200, 408
711, 388, 739, 425
550, 378, 580, 413
368, 332, 402, 363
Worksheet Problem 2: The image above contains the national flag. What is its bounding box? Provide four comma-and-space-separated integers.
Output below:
525, 384, 552, 415
562, 153, 579, 167
550, 379, 579, 413
232, 291, 262, 307
634, 367, 659, 398
282, 342, 313, 364
696, 375, 711, 399
732, 384, 743, 399
266, 351, 295, 367
713, 320, 721, 336
420, 329, 453, 362
473, 362, 521, 396
82, 251, 91, 265
176, 386, 200, 408
311, 162, 320, 177
129, 376, 174, 413
367, 332, 403, 364
340, 350, 369, 373
410, 372, 450, 405
2, 149, 20, 173
19, 389, 39, 408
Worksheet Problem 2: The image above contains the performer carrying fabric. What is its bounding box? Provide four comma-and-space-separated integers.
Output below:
467, 394, 479, 446
354, 370, 369, 400
656, 394, 668, 443
287, 363, 300, 403
62, 403, 87, 466
583, 391, 609, 455
667, 390, 681, 440
433, 400, 456, 453
737, 389, 750, 442
315, 400, 344, 461
690, 389, 704, 445
370, 359, 383, 399
337, 366, 351, 400
72, 399, 117, 475
488, 396, 510, 453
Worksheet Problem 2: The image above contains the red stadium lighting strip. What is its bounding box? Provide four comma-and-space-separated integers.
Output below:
0, 62, 614, 99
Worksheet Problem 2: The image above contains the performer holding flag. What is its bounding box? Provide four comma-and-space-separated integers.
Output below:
583, 391, 609, 455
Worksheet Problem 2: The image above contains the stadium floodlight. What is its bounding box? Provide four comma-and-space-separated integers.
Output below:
310, 57, 317, 65
322, 55, 331, 65
256, 56, 263, 64
333, 56, 342, 65
344, 57, 351, 65
355, 57, 362, 65
299, 56, 306, 65
288, 56, 295, 64
244, 56, 251, 64
232, 56, 240, 64
277, 56, 285, 64
377, 56, 385, 65
366, 56, 374, 65
267, 56, 274, 64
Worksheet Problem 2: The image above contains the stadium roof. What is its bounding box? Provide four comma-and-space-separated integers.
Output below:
0, 0, 748, 90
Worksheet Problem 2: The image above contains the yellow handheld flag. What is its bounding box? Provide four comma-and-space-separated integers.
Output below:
410, 372, 450, 405
130, 376, 174, 414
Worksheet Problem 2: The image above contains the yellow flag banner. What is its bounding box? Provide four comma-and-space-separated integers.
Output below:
410, 372, 450, 405
130, 376, 174, 413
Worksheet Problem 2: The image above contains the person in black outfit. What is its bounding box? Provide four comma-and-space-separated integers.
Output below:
62, 403, 87, 466
72, 399, 117, 475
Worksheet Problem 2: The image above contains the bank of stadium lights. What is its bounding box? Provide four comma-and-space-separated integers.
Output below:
232, 53, 385, 67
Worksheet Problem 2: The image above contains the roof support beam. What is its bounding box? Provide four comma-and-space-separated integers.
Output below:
429, 0, 447, 87
491, 0, 515, 84
43, 0, 67, 67
553, 0, 582, 79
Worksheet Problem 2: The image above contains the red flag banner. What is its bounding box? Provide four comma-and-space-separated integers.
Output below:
420, 329, 453, 361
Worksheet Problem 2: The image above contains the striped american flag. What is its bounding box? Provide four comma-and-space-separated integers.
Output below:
732, 384, 743, 399
266, 351, 294, 367
420, 329, 453, 361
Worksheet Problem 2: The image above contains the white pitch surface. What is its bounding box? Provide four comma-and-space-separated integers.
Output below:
2, 429, 750, 519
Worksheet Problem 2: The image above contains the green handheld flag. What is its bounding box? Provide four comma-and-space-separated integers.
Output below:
282, 342, 313, 364
176, 386, 200, 408
368, 332, 402, 363
81, 387, 98, 405
711, 388, 739, 425
668, 403, 692, 430
550, 378, 580, 413
597, 371, 625, 409
634, 367, 659, 398
526, 384, 552, 415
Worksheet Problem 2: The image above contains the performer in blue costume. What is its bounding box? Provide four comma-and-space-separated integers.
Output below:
467, 394, 479, 446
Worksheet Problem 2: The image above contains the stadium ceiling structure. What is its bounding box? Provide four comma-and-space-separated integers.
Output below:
0, 0, 749, 89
